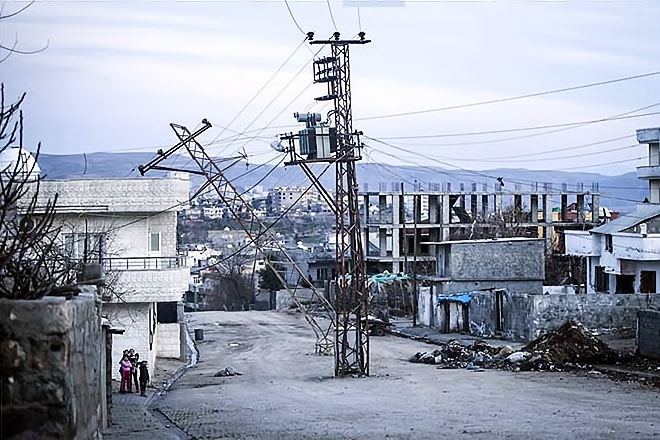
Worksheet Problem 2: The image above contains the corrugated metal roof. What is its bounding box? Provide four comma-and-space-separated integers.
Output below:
591, 204, 660, 234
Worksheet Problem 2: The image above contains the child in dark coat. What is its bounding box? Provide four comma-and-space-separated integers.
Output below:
138, 361, 150, 397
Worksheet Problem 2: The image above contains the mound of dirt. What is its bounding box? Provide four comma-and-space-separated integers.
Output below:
524, 319, 616, 366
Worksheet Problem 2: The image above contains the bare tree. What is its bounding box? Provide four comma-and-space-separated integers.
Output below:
203, 251, 255, 311
0, 85, 73, 299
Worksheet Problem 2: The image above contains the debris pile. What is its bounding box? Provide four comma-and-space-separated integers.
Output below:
409, 319, 617, 372
213, 366, 242, 377
522, 319, 617, 367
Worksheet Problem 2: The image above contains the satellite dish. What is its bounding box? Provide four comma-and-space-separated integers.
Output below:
270, 139, 286, 153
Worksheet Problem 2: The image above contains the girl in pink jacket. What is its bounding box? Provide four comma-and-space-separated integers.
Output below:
119, 354, 133, 393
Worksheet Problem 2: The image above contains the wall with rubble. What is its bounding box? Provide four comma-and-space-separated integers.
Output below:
637, 310, 660, 360
0, 290, 103, 439
468, 291, 660, 341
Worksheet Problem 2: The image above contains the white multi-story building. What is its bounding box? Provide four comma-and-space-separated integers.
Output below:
269, 186, 320, 213
566, 127, 660, 294
35, 173, 190, 378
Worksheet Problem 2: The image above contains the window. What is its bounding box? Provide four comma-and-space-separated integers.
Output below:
640, 271, 656, 293
150, 232, 160, 252
62, 233, 104, 261
605, 235, 613, 253
157, 302, 178, 323
615, 274, 635, 294
595, 266, 609, 292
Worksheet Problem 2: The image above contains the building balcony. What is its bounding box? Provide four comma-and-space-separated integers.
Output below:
102, 256, 187, 271
99, 256, 190, 303
637, 165, 660, 180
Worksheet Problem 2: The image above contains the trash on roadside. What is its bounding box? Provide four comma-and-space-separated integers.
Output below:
214, 366, 242, 377
408, 319, 618, 373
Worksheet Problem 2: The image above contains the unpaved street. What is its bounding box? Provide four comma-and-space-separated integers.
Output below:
156, 311, 660, 439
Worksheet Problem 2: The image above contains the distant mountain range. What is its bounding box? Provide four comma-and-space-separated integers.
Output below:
37, 152, 646, 212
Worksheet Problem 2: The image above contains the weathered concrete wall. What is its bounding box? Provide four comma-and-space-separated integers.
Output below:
449, 239, 545, 285
437, 280, 544, 296
469, 292, 660, 341
157, 323, 181, 359
637, 310, 660, 360
417, 287, 432, 327
0, 291, 103, 439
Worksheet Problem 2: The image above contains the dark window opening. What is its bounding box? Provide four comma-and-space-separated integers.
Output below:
615, 274, 635, 294
605, 235, 613, 253
595, 266, 609, 292
640, 271, 656, 293
157, 302, 178, 323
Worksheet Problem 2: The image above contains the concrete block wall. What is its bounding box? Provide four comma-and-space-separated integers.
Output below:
0, 292, 103, 439
157, 323, 182, 359
449, 239, 545, 282
637, 310, 660, 360
467, 291, 660, 342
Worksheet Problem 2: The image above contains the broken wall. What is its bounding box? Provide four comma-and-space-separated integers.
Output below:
0, 290, 103, 439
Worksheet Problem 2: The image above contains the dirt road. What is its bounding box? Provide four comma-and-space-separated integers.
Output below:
156, 311, 660, 439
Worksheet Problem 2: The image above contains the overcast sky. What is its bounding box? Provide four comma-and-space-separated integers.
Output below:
1, 0, 659, 176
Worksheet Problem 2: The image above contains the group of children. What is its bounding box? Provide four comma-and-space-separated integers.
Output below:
119, 348, 150, 396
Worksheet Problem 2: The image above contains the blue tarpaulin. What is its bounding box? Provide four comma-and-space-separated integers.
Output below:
436, 292, 473, 305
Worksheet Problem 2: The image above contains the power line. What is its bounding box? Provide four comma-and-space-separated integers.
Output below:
379, 108, 660, 141
326, 0, 338, 31
357, 70, 660, 121
283, 0, 306, 35
440, 134, 634, 162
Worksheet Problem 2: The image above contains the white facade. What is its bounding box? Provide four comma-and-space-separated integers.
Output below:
35, 175, 190, 379
566, 226, 660, 295
567, 127, 660, 295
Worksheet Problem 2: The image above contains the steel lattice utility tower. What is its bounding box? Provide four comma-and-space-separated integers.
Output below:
284, 31, 371, 376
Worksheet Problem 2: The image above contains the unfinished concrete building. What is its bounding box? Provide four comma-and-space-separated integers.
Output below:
360, 181, 600, 275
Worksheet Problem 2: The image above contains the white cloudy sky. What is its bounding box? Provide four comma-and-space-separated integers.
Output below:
1, 0, 659, 176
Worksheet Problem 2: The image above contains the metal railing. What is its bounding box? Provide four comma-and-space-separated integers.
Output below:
100, 256, 187, 271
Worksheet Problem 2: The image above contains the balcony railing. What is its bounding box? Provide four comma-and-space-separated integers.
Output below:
100, 256, 187, 271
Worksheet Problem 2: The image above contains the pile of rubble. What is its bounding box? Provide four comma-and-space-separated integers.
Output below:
409, 319, 617, 372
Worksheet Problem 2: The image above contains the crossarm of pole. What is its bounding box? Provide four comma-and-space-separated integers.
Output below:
137, 119, 213, 175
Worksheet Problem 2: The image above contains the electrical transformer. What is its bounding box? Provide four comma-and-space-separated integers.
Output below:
298, 126, 337, 159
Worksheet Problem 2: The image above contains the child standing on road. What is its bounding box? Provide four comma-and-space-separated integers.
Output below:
119, 353, 133, 393
139, 361, 150, 397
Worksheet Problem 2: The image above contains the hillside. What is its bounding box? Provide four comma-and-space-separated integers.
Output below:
37, 152, 645, 211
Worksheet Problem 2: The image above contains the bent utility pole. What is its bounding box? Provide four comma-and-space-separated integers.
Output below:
282, 31, 371, 377
139, 120, 335, 355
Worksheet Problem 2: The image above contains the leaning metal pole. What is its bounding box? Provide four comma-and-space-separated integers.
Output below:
139, 120, 335, 355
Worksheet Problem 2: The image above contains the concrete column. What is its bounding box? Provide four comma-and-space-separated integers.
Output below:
481, 194, 488, 219
561, 194, 568, 222
392, 228, 400, 258
379, 228, 387, 257
392, 194, 401, 224
543, 194, 553, 248
470, 194, 478, 220
592, 194, 600, 223
514, 194, 522, 222
379, 195, 387, 224
429, 195, 439, 224
576, 194, 585, 222
495, 193, 502, 216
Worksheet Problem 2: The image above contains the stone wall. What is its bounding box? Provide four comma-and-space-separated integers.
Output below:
637, 310, 660, 360
468, 291, 660, 341
0, 290, 103, 439
418, 288, 660, 342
